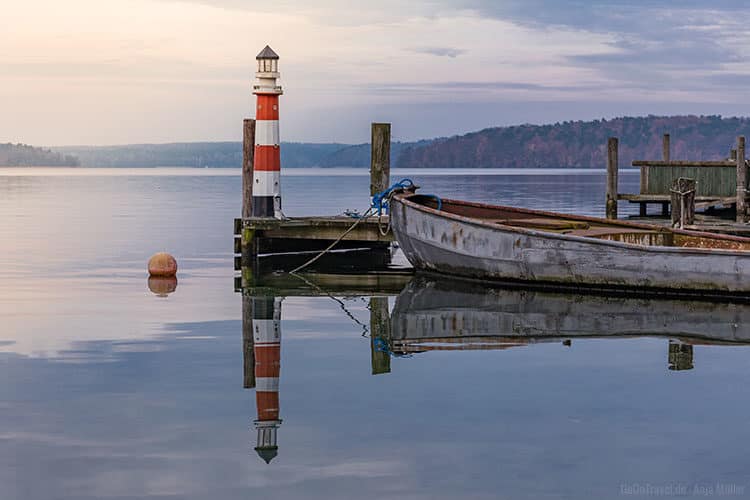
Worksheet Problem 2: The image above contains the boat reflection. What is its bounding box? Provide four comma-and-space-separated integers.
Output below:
390, 276, 750, 369
238, 273, 750, 465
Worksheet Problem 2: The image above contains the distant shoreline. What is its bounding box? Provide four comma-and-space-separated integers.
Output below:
0, 166, 643, 175
16, 115, 747, 169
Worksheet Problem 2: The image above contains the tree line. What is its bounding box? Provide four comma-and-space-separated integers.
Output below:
0, 143, 79, 166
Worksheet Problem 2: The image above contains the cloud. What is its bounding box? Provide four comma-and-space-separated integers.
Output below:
411, 47, 467, 58
7, 0, 750, 145
458, 1, 746, 29
360, 80, 589, 97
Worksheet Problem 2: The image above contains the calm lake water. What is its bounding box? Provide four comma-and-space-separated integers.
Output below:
2, 167, 750, 500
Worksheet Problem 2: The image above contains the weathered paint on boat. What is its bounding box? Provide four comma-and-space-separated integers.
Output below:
390, 192, 750, 295
390, 277, 750, 352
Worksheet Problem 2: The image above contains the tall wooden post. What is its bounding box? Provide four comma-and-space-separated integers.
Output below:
369, 296, 391, 375
370, 123, 391, 200
662, 134, 670, 162
241, 119, 259, 283
242, 292, 255, 389
242, 119, 255, 219
737, 136, 747, 223
606, 137, 619, 220
660, 136, 670, 216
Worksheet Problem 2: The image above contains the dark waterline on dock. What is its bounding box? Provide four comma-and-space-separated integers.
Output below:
1, 168, 749, 500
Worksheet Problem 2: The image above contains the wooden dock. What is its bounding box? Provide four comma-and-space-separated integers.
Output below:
234, 215, 393, 259
234, 122, 407, 283
607, 132, 750, 233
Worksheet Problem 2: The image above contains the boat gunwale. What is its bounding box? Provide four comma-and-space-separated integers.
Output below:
392, 192, 750, 257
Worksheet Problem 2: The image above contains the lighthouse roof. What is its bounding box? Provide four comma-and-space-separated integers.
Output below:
256, 45, 279, 60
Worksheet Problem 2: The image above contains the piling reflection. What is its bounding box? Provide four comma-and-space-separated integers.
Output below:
668, 340, 694, 371
390, 276, 750, 370
369, 297, 391, 375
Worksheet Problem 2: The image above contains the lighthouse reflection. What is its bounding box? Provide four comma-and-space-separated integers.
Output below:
242, 293, 282, 464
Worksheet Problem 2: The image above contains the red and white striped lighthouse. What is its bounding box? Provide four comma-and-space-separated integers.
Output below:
252, 45, 283, 218
253, 296, 282, 464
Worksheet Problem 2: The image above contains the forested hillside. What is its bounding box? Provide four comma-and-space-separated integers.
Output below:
0, 143, 79, 166
56, 142, 359, 168
396, 116, 750, 168
55, 141, 413, 168
45, 115, 750, 169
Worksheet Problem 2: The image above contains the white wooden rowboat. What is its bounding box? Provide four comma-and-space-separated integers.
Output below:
390, 191, 750, 296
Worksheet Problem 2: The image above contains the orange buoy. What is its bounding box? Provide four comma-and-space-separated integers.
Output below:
148, 252, 177, 277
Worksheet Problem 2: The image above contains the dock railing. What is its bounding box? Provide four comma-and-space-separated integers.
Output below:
606, 134, 749, 222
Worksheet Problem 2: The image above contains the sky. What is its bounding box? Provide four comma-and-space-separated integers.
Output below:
4, 0, 750, 145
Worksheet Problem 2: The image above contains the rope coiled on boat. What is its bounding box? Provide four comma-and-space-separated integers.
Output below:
372, 178, 414, 215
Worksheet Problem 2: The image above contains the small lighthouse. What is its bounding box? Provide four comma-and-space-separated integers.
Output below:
252, 45, 283, 218
253, 296, 282, 463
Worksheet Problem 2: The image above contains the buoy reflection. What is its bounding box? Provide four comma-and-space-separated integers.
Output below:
148, 276, 178, 297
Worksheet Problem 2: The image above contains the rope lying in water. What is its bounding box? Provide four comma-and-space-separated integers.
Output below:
289, 179, 415, 274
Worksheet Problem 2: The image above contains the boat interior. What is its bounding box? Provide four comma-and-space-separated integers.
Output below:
405, 194, 750, 251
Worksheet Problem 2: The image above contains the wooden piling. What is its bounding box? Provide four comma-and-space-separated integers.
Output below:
670, 177, 696, 228
370, 123, 391, 197
370, 296, 391, 375
241, 119, 259, 278
242, 119, 256, 219
737, 136, 747, 223
662, 134, 670, 162
606, 137, 619, 220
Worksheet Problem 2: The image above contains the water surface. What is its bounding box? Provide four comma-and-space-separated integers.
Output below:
2, 168, 748, 500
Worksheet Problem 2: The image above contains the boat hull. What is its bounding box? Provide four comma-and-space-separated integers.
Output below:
390, 194, 750, 295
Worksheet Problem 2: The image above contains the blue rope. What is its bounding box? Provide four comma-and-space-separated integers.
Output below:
371, 178, 414, 215
420, 194, 443, 211
373, 337, 413, 358
343, 209, 365, 219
